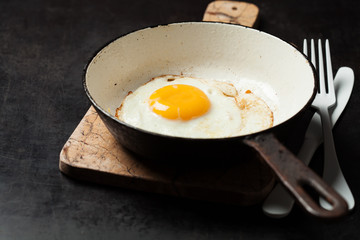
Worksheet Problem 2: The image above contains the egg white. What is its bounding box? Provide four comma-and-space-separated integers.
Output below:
116, 75, 274, 138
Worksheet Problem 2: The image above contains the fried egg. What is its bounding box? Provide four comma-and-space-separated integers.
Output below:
116, 75, 274, 138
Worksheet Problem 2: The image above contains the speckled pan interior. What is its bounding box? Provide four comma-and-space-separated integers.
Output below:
85, 22, 316, 134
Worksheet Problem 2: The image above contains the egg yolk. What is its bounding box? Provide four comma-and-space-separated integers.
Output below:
149, 84, 210, 120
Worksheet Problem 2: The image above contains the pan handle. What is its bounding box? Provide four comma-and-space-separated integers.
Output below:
243, 132, 348, 218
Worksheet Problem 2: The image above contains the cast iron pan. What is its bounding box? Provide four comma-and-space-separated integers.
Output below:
83, 22, 348, 218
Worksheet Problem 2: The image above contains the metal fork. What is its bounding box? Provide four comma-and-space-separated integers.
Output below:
306, 39, 354, 210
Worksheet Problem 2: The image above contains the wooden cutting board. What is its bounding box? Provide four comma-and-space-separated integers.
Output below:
59, 1, 276, 206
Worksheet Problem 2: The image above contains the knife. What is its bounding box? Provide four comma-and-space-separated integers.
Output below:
262, 67, 355, 218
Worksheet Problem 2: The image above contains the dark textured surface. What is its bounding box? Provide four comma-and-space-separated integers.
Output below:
0, 0, 359, 239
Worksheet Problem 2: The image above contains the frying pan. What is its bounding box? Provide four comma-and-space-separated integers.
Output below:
83, 22, 348, 218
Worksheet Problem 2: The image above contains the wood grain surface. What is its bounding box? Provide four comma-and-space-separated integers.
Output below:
59, 1, 275, 205
204, 1, 259, 27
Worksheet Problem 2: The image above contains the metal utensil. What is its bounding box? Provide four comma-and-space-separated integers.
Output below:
262, 59, 354, 217
308, 39, 354, 210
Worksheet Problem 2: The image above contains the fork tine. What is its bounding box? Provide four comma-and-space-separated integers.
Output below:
303, 39, 308, 56
310, 39, 316, 69
325, 40, 335, 95
317, 39, 326, 94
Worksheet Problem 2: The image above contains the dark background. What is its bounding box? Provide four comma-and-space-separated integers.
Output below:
1, 0, 359, 239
